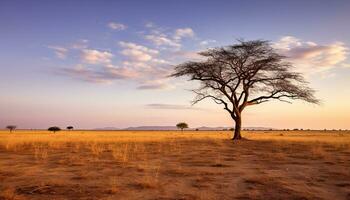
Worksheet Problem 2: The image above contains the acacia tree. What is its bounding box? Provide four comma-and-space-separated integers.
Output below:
48, 126, 61, 133
176, 122, 188, 132
67, 126, 74, 131
6, 125, 17, 133
171, 40, 319, 140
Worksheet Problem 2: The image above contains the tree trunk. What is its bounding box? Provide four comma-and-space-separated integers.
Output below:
232, 116, 242, 140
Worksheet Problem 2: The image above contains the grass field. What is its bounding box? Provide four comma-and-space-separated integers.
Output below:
0, 130, 349, 200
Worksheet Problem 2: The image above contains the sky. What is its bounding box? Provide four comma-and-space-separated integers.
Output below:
0, 0, 350, 129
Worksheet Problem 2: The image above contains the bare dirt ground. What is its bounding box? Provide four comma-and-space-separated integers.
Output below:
0, 130, 349, 200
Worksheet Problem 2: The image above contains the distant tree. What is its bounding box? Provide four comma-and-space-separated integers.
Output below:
195, 128, 199, 131
176, 122, 188, 132
6, 125, 17, 133
48, 126, 61, 133
171, 40, 319, 140
67, 126, 74, 131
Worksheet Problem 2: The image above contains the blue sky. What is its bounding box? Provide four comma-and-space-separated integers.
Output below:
1, 0, 350, 129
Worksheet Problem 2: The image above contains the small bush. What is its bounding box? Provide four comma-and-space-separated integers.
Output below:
48, 126, 61, 133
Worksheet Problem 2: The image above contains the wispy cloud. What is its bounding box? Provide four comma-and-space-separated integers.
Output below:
174, 28, 195, 40
199, 39, 216, 46
145, 33, 181, 49
54, 38, 173, 88
118, 41, 173, 89
143, 23, 196, 50
59, 64, 137, 83
119, 41, 159, 62
81, 49, 113, 64
273, 36, 348, 74
48, 39, 88, 59
70, 39, 89, 49
144, 21, 155, 28
108, 22, 127, 30
48, 46, 68, 59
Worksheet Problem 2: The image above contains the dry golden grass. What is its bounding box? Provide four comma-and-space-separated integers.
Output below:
0, 130, 349, 200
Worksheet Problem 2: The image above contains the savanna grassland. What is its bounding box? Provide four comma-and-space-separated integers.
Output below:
0, 130, 349, 200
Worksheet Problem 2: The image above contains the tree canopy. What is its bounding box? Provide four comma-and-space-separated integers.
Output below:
48, 126, 61, 133
6, 125, 17, 133
176, 122, 189, 131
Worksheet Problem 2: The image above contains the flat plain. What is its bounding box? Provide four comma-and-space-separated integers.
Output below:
0, 130, 349, 200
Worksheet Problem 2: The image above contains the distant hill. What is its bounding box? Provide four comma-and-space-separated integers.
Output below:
193, 126, 231, 130
242, 127, 276, 131
124, 126, 177, 130
94, 127, 120, 130
94, 126, 275, 131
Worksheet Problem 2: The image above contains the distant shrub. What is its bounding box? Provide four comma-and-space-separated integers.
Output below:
48, 126, 61, 133
176, 122, 188, 132
6, 125, 17, 133
195, 128, 199, 131
67, 126, 74, 130
293, 128, 299, 131
229, 128, 234, 131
